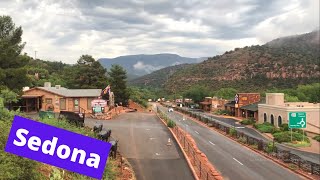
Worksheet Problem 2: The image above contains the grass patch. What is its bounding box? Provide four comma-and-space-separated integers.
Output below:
284, 141, 311, 148
0, 108, 119, 180
253, 122, 275, 133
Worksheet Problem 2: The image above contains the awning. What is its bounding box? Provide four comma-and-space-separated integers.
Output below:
240, 104, 258, 111
224, 103, 235, 108
21, 95, 43, 98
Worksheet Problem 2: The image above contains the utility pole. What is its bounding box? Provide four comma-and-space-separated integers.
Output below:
34, 51, 37, 60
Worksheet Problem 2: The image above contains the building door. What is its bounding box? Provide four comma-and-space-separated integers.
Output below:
74, 98, 80, 112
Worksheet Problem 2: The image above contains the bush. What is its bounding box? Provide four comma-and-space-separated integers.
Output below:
254, 122, 275, 133
280, 123, 289, 131
265, 142, 275, 153
167, 119, 176, 128
229, 127, 237, 136
273, 131, 310, 143
240, 118, 255, 125
214, 109, 231, 115
0, 110, 42, 180
313, 135, 320, 142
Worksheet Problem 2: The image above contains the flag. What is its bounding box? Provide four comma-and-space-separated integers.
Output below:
101, 85, 111, 96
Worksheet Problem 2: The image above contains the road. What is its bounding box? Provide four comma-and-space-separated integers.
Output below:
156, 104, 304, 180
177, 106, 320, 164
85, 112, 194, 180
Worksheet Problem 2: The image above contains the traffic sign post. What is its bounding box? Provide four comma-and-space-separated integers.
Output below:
289, 112, 306, 142
289, 112, 306, 129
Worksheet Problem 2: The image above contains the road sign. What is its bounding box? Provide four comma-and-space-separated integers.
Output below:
289, 112, 306, 129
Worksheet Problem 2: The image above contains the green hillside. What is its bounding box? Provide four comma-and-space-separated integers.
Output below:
164, 30, 320, 93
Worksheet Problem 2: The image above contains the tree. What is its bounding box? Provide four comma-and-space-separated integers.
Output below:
215, 88, 237, 99
67, 55, 108, 89
0, 16, 30, 91
109, 65, 129, 105
182, 85, 212, 103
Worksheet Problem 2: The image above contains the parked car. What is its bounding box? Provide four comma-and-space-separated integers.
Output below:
168, 108, 174, 112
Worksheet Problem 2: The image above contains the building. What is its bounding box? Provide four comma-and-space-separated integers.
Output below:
200, 97, 228, 112
258, 93, 320, 136
21, 82, 103, 114
225, 93, 260, 118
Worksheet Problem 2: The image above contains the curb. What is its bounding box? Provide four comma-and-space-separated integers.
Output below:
173, 109, 316, 180
156, 113, 200, 180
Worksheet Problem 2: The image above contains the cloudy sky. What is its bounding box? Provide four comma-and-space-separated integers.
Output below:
0, 0, 318, 64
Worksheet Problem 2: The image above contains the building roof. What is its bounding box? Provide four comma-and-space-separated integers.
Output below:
240, 103, 258, 111
35, 87, 101, 97
240, 99, 266, 112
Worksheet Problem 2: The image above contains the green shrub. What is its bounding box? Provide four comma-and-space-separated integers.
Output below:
167, 119, 176, 128
273, 131, 309, 143
214, 109, 231, 115
254, 122, 275, 133
0, 111, 42, 180
313, 135, 320, 142
229, 127, 237, 136
280, 123, 289, 131
240, 118, 255, 125
265, 142, 275, 153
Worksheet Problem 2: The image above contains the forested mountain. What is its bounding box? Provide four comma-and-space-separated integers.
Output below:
98, 53, 204, 77
128, 63, 194, 88
163, 30, 320, 93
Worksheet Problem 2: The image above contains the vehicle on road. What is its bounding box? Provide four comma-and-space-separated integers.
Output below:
168, 108, 174, 112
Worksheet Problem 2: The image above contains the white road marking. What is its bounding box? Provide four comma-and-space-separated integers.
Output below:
146, 129, 150, 130
155, 153, 160, 156
186, 124, 189, 126
235, 127, 245, 129
195, 131, 199, 134
149, 138, 156, 140
233, 158, 243, 165
209, 141, 215, 145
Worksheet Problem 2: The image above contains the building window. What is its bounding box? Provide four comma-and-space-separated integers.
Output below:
45, 98, 52, 104
60, 98, 66, 110
87, 98, 94, 110
264, 113, 267, 122
271, 114, 274, 125
278, 116, 282, 127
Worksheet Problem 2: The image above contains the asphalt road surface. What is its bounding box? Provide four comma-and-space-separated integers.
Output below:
177, 106, 320, 164
85, 112, 194, 180
156, 104, 304, 180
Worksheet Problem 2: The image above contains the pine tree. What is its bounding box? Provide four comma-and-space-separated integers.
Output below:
109, 65, 129, 105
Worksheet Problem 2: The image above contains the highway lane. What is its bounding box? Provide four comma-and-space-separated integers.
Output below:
85, 112, 194, 180
178, 106, 320, 164
156, 104, 303, 180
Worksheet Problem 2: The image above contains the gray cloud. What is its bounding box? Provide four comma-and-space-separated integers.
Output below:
0, 0, 318, 63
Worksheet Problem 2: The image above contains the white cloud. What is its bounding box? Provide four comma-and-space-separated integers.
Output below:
133, 61, 164, 73
0, 0, 318, 63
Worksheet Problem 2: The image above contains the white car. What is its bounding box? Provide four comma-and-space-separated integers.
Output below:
168, 108, 174, 112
